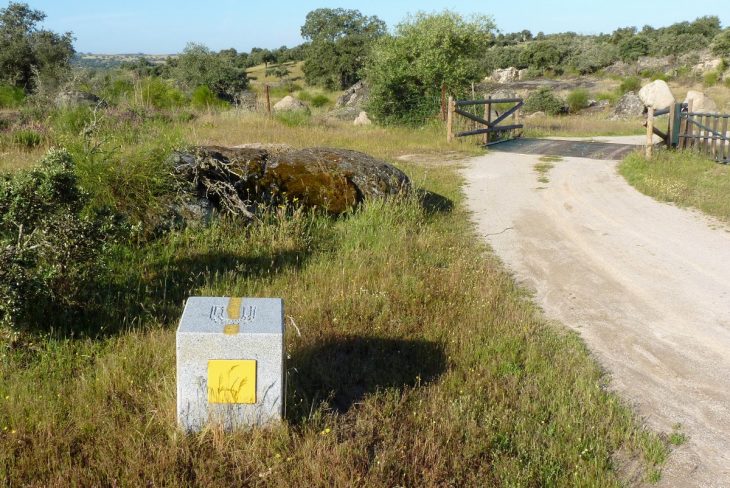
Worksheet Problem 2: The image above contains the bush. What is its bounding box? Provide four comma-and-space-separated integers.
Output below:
190, 85, 226, 110
310, 94, 330, 108
366, 11, 496, 125
640, 70, 670, 82
0, 149, 119, 332
173, 43, 248, 101
0, 84, 25, 108
523, 87, 564, 115
703, 71, 720, 87
12, 129, 42, 149
619, 76, 642, 94
139, 77, 186, 109
566, 89, 590, 113
52, 106, 94, 134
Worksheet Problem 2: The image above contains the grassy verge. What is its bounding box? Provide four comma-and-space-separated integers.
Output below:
0, 112, 666, 485
620, 150, 730, 223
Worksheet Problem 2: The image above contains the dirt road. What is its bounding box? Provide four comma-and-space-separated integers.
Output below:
462, 147, 730, 487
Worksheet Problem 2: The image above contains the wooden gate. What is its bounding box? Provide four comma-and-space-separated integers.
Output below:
446, 96, 523, 145
649, 102, 730, 163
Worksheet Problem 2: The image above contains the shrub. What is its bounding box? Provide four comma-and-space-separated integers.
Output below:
711, 29, 730, 57
566, 89, 590, 113
139, 77, 186, 109
619, 76, 641, 94
190, 85, 226, 110
173, 43, 248, 101
596, 91, 619, 104
310, 94, 330, 108
523, 87, 564, 115
52, 106, 94, 134
640, 70, 670, 82
0, 84, 25, 108
703, 71, 720, 87
366, 11, 496, 125
12, 129, 41, 149
0, 149, 119, 332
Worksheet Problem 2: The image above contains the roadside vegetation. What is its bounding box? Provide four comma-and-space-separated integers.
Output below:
620, 151, 730, 222
9, 1, 729, 484
0, 108, 668, 485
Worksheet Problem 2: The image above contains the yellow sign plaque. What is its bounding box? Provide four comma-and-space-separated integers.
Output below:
207, 359, 256, 404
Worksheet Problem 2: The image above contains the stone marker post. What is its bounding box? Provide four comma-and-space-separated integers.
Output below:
176, 297, 284, 431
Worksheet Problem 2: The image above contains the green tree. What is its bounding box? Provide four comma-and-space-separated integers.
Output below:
712, 29, 730, 57
172, 43, 248, 102
618, 35, 649, 61
301, 8, 386, 90
0, 2, 75, 90
365, 11, 496, 125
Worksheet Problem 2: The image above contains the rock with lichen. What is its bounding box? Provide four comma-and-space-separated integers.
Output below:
170, 146, 410, 216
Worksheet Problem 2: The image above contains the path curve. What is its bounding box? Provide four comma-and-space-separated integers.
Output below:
462, 148, 730, 487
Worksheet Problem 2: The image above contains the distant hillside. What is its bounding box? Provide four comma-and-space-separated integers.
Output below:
73, 53, 176, 69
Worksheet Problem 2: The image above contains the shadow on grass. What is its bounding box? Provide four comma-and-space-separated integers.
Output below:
417, 189, 454, 214
36, 247, 312, 340
287, 336, 446, 421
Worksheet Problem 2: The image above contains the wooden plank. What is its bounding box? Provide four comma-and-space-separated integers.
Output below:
456, 124, 523, 137
484, 98, 491, 145
685, 100, 694, 150
720, 117, 730, 160
711, 115, 719, 159
455, 108, 491, 127
667, 103, 675, 147
456, 98, 522, 106
684, 114, 696, 149
490, 101, 524, 128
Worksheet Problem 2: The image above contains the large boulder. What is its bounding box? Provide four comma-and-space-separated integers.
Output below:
489, 67, 518, 84
55, 90, 103, 109
692, 58, 723, 75
324, 106, 361, 122
335, 81, 370, 108
637, 56, 674, 74
638, 80, 675, 110
353, 111, 372, 126
273, 96, 310, 113
171, 146, 410, 216
684, 91, 718, 113
611, 92, 645, 119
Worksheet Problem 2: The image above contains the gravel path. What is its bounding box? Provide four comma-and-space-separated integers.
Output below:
463, 148, 730, 487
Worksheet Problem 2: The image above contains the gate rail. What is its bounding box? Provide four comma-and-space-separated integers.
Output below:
647, 102, 730, 163
447, 96, 523, 145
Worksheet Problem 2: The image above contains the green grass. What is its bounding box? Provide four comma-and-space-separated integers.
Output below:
0, 111, 668, 485
620, 151, 730, 223
534, 157, 561, 184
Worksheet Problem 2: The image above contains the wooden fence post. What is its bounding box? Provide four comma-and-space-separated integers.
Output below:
646, 106, 654, 159
265, 85, 272, 116
668, 103, 676, 148
483, 97, 491, 145
447, 96, 455, 143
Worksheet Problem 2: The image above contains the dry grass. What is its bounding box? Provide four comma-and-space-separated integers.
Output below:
523, 114, 644, 138
190, 111, 483, 162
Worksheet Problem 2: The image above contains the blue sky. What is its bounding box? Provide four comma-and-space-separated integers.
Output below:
8, 0, 730, 54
